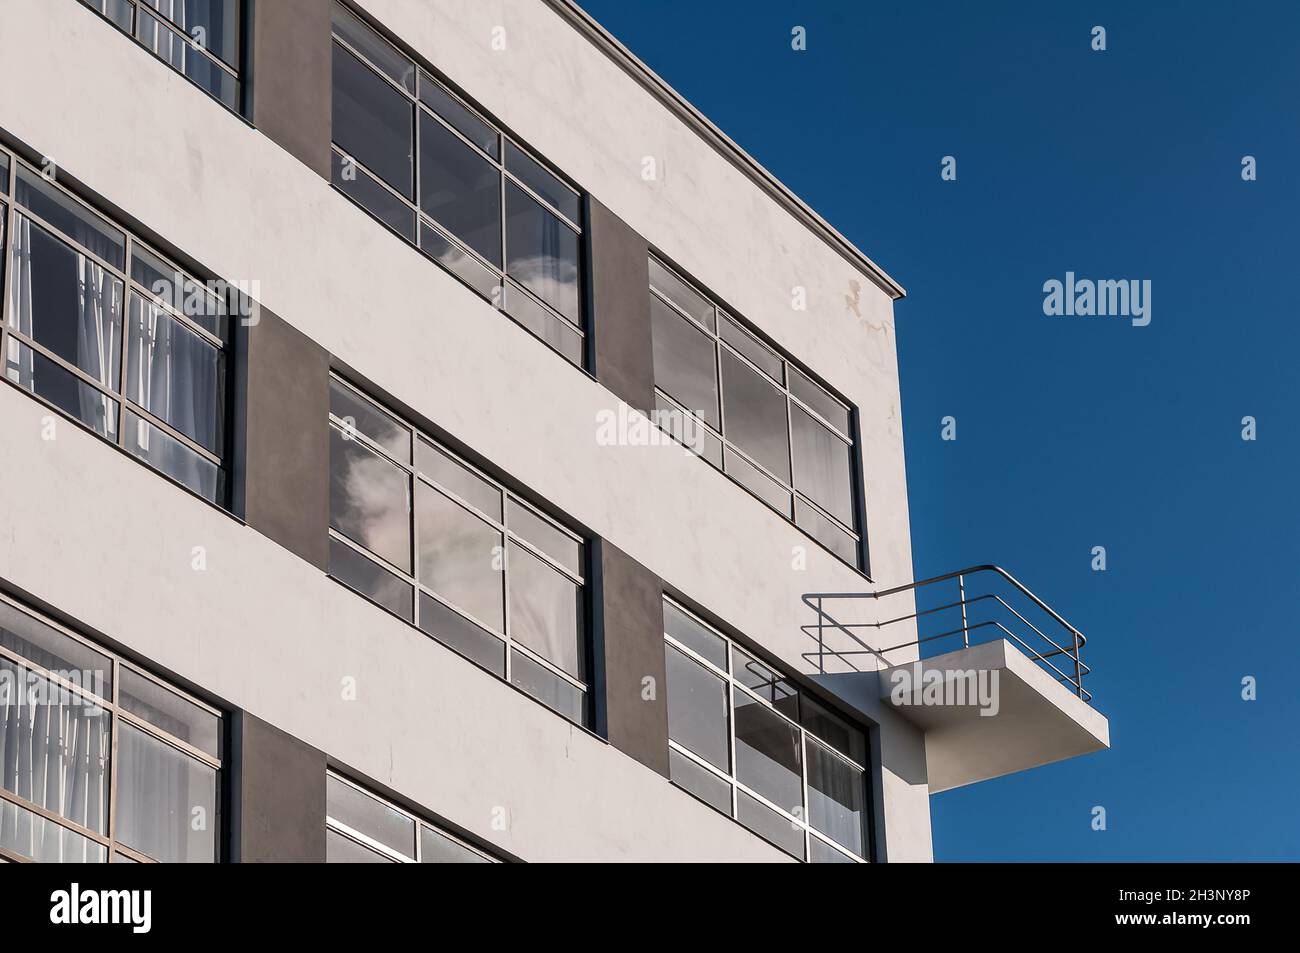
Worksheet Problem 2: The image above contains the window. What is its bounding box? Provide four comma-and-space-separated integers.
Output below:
0, 149, 232, 503
80, 1, 244, 112
662, 599, 870, 863
326, 772, 497, 863
0, 596, 223, 864
648, 258, 864, 569
328, 375, 590, 724
329, 2, 585, 367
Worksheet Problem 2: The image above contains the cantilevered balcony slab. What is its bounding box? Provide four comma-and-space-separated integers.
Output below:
880, 639, 1109, 793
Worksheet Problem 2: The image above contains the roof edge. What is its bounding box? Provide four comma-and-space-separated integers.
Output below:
542, 0, 906, 301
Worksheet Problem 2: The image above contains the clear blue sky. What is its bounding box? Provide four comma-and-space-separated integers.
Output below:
580, 0, 1300, 860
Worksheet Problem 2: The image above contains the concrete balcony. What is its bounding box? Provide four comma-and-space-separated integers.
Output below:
803, 566, 1110, 793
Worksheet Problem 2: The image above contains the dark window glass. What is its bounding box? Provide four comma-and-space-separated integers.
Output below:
123, 411, 221, 500
419, 221, 500, 301
421, 824, 491, 863
136, 8, 238, 109
795, 499, 858, 566
790, 366, 851, 435
418, 592, 505, 677
505, 142, 580, 223
0, 601, 112, 698
8, 215, 124, 389
119, 666, 221, 759
116, 722, 217, 862
505, 181, 579, 323
332, 150, 416, 241
4, 339, 119, 440
732, 646, 798, 721
791, 405, 854, 526
332, 2, 415, 93
416, 482, 504, 632
807, 739, 865, 856
416, 438, 501, 519
510, 649, 584, 722
507, 542, 582, 678
733, 687, 803, 816
721, 314, 782, 383
326, 828, 395, 863
131, 245, 227, 341
329, 538, 413, 622
419, 75, 498, 158
809, 837, 856, 863
669, 748, 732, 815
84, 0, 135, 31
140, 0, 241, 69
664, 644, 729, 771
419, 111, 502, 266
724, 446, 791, 517
329, 426, 411, 570
650, 295, 719, 429
329, 378, 410, 464
721, 350, 790, 482
326, 774, 415, 856
736, 790, 804, 859
126, 296, 224, 453
649, 259, 714, 331
507, 498, 580, 575
0, 154, 9, 194
14, 167, 126, 270
800, 696, 866, 764
332, 43, 413, 198
663, 601, 727, 670
502, 282, 583, 364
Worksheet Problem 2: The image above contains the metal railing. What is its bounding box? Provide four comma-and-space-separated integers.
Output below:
802, 566, 1091, 701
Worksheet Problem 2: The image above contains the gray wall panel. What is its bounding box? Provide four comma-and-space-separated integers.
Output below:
586, 197, 654, 410
230, 712, 327, 863
250, 0, 333, 179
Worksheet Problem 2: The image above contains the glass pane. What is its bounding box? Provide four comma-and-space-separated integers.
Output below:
112, 852, 140, 863
136, 8, 239, 109
419, 111, 502, 266
721, 314, 782, 383
505, 181, 579, 323
736, 790, 804, 860
654, 391, 722, 466
790, 366, 852, 435
0, 153, 9, 194
0, 657, 110, 834
506, 498, 580, 575
141, 0, 240, 69
502, 282, 583, 365
131, 244, 227, 341
663, 601, 727, 670
84, 0, 135, 32
650, 295, 719, 429
329, 537, 413, 622
510, 650, 585, 723
800, 695, 866, 764
329, 425, 412, 571
332, 150, 416, 241
791, 405, 854, 527
123, 411, 221, 501
326, 774, 415, 858
327, 827, 397, 863
504, 141, 580, 223
648, 259, 714, 331
795, 499, 859, 566
420, 221, 501, 302
724, 447, 791, 517
419, 74, 498, 158
809, 836, 856, 864
416, 438, 501, 519
117, 722, 217, 862
721, 350, 790, 482
14, 167, 125, 270
4, 339, 120, 441
733, 687, 803, 816
332, 43, 414, 197
416, 483, 504, 632
664, 644, 729, 771
119, 666, 220, 759
807, 738, 865, 856
0, 601, 112, 698
126, 295, 224, 454
418, 593, 505, 677
421, 824, 491, 863
332, 2, 415, 93
732, 646, 798, 721
507, 542, 583, 678
329, 378, 410, 464
8, 214, 124, 389
0, 798, 106, 863
669, 748, 732, 815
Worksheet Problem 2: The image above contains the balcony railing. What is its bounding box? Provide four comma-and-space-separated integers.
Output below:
801, 566, 1091, 701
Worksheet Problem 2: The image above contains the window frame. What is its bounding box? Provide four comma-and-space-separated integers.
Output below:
662, 597, 870, 863
0, 592, 224, 865
329, 2, 587, 368
648, 255, 866, 573
326, 374, 592, 725
0, 146, 234, 507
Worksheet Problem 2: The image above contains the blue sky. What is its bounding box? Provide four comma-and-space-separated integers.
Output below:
580, 0, 1300, 860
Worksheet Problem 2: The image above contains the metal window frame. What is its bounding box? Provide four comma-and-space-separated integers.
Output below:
326, 374, 592, 720
0, 147, 232, 498
662, 596, 868, 863
648, 259, 865, 570
0, 590, 223, 864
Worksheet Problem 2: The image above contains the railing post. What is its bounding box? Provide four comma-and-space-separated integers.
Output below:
816, 596, 825, 674
958, 574, 969, 648
1072, 628, 1082, 697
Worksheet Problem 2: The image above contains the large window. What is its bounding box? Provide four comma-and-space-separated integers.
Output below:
328, 375, 590, 724
0, 148, 231, 503
648, 258, 864, 570
330, 2, 585, 367
326, 772, 498, 863
662, 599, 870, 863
80, 1, 244, 112
0, 596, 223, 864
